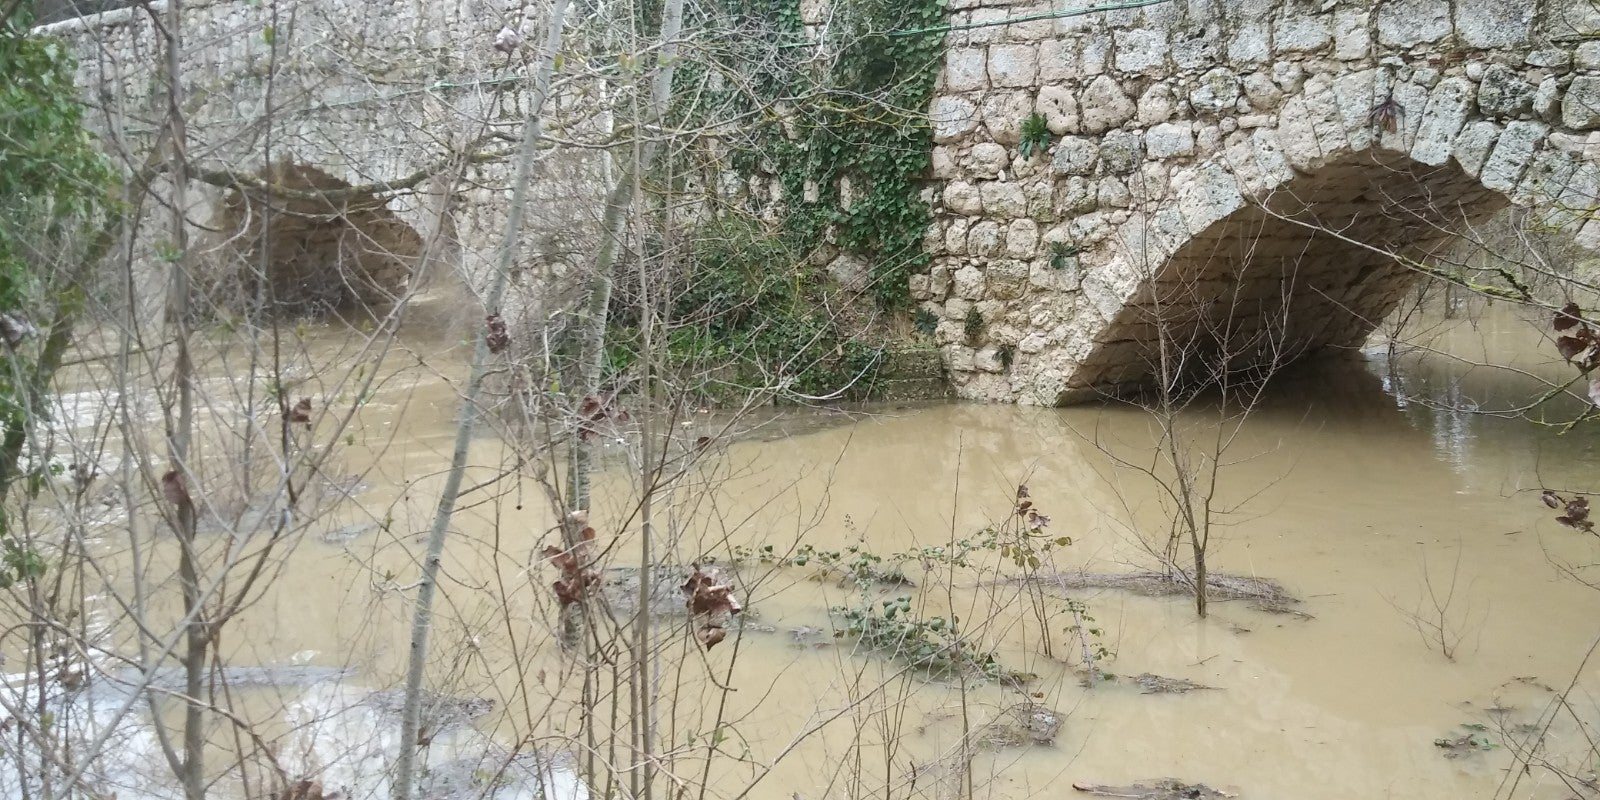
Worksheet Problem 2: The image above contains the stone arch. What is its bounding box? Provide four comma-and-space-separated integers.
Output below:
198, 163, 423, 317
1039, 69, 1600, 405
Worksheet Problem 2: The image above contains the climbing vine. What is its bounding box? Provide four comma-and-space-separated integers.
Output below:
724, 0, 946, 308
0, 3, 117, 550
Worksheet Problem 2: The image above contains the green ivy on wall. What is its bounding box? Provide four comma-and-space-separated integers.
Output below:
724, 0, 946, 308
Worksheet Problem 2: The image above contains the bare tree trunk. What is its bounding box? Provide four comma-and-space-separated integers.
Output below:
153, 1, 210, 796
391, 3, 572, 799
564, 0, 685, 515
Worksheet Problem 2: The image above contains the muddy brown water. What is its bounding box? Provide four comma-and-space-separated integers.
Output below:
32, 302, 1600, 800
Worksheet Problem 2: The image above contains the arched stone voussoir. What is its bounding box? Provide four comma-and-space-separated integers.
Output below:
1018, 67, 1600, 405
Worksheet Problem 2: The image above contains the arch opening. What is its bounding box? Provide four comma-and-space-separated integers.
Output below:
198, 164, 423, 319
1073, 152, 1512, 396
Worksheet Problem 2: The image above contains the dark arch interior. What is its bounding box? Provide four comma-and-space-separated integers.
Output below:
198, 163, 423, 318
1070, 152, 1510, 395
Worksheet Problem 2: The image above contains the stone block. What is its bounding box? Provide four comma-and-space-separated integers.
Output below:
1518, 149, 1582, 226
945, 344, 977, 372
968, 220, 1003, 256
1275, 96, 1325, 170
1535, 77, 1563, 123
1080, 74, 1135, 133
982, 90, 1033, 146
965, 8, 1007, 44
1301, 76, 1351, 159
1190, 67, 1242, 114
944, 218, 971, 256
1477, 64, 1532, 117
988, 260, 1032, 300
1526, 49, 1572, 71
1454, 0, 1534, 47
930, 261, 954, 297
1055, 175, 1098, 214
1578, 41, 1600, 71
1036, 84, 1079, 135
1137, 83, 1178, 125
1175, 163, 1246, 237
1554, 161, 1600, 219
943, 181, 984, 215
1272, 61, 1307, 95
975, 347, 1007, 372
1098, 176, 1132, 207
1170, 24, 1222, 72
989, 44, 1039, 88
930, 95, 980, 144
1080, 36, 1109, 76
1330, 68, 1378, 152
1333, 7, 1371, 59
1376, 0, 1451, 48
1005, 219, 1040, 258
1004, 5, 1055, 41
1564, 76, 1600, 130
1241, 70, 1282, 108
1227, 21, 1270, 67
1146, 122, 1196, 158
1451, 120, 1501, 178
970, 142, 1010, 178
1377, 81, 1429, 155
1410, 77, 1472, 166
1247, 128, 1296, 190
1273, 9, 1331, 53
1038, 39, 1076, 82
1113, 28, 1167, 74
980, 181, 1028, 217
944, 49, 989, 93
953, 266, 986, 300
1480, 120, 1548, 193
1100, 129, 1145, 174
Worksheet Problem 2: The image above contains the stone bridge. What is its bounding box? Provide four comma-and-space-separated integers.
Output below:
920, 0, 1600, 404
39, 0, 1600, 403
39, 0, 602, 320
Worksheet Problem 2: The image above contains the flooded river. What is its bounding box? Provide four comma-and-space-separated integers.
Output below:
18, 300, 1600, 800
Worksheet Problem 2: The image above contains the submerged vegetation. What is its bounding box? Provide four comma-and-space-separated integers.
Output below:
607, 218, 889, 401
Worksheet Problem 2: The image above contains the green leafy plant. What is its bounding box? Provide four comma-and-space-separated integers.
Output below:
1049, 241, 1080, 271
963, 305, 984, 345
0, 9, 119, 501
834, 595, 1002, 678
1065, 597, 1114, 681
913, 308, 939, 337
1018, 112, 1051, 160
0, 531, 46, 589
612, 217, 884, 400
721, 0, 946, 309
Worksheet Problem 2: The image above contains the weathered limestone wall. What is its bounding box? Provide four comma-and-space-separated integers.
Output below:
41, 0, 606, 320
920, 0, 1600, 404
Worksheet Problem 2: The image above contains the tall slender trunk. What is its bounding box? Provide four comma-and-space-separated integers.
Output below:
156, 1, 208, 796
562, 0, 685, 606
560, 8, 683, 800
391, 3, 572, 799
